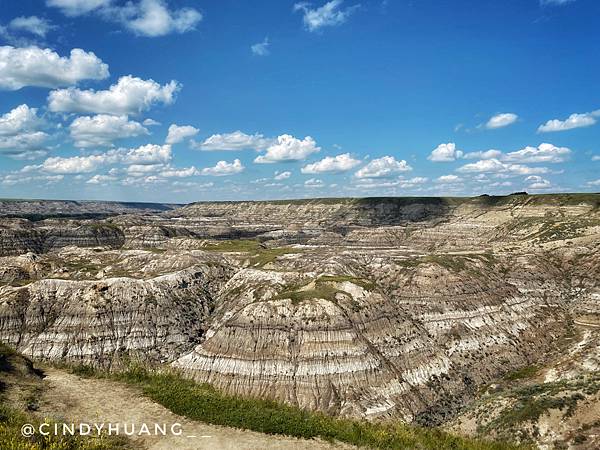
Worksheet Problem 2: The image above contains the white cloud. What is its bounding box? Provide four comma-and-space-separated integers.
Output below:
294, 0, 359, 32
504, 143, 571, 163
304, 178, 324, 187
39, 154, 113, 174
354, 156, 412, 178
166, 124, 199, 144
592, 155, 600, 161
121, 143, 172, 165
70, 114, 149, 147
200, 159, 244, 176
457, 158, 549, 175
254, 134, 320, 163
428, 142, 463, 162
525, 175, 552, 190
301, 153, 360, 174
1, 173, 63, 185
251, 37, 270, 56
587, 179, 600, 187
353, 176, 428, 190
274, 171, 291, 180
463, 149, 503, 160
8, 16, 55, 37
436, 174, 462, 183
126, 163, 165, 175
195, 131, 272, 151
143, 118, 161, 126
0, 104, 48, 158
32, 142, 172, 174
540, 0, 576, 6
86, 174, 117, 184
160, 166, 199, 178
48, 0, 202, 37
485, 113, 518, 129
0, 104, 43, 136
106, 0, 203, 37
0, 46, 109, 91
46, 0, 111, 16
48, 75, 180, 115
538, 110, 599, 133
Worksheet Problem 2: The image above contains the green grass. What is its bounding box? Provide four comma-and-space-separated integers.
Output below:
317, 275, 376, 290
201, 239, 299, 267
273, 275, 377, 305
68, 364, 528, 450
0, 404, 132, 450
274, 284, 347, 305
0, 344, 133, 450
503, 366, 539, 382
478, 372, 600, 438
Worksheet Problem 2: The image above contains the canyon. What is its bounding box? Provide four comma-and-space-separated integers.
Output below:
0, 194, 599, 449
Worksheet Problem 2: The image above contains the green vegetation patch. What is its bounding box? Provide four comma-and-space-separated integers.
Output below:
274, 283, 346, 305
0, 344, 133, 450
317, 275, 376, 290
503, 366, 539, 382
478, 372, 600, 439
0, 404, 132, 450
201, 239, 300, 267
68, 364, 527, 450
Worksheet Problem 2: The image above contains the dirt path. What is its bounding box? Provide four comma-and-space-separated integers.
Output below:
38, 368, 351, 450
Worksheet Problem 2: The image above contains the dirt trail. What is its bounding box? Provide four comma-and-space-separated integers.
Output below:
38, 368, 351, 450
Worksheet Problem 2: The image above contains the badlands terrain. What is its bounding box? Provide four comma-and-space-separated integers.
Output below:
1, 193, 599, 449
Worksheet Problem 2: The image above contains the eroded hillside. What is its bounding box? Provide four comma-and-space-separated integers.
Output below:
0, 194, 599, 448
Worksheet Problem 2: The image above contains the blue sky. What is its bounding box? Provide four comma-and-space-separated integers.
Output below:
0, 0, 599, 203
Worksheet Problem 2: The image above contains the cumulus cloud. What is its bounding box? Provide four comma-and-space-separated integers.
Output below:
436, 174, 462, 183
1, 173, 63, 186
294, 0, 359, 32
525, 175, 552, 189
143, 118, 161, 126
195, 131, 272, 151
463, 149, 503, 160
121, 143, 172, 165
86, 174, 117, 184
29, 143, 172, 175
254, 134, 320, 163
165, 124, 199, 144
428, 142, 463, 162
160, 166, 199, 178
70, 114, 149, 147
485, 113, 518, 129
538, 110, 599, 133
304, 178, 325, 187
251, 37, 270, 56
0, 104, 48, 158
301, 153, 360, 174
8, 16, 55, 37
503, 143, 571, 163
48, 75, 180, 115
105, 0, 203, 37
457, 158, 549, 176
0, 46, 109, 91
39, 154, 113, 174
274, 171, 291, 180
200, 159, 244, 176
354, 156, 412, 178
48, 0, 202, 37
354, 176, 428, 190
46, 0, 112, 16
